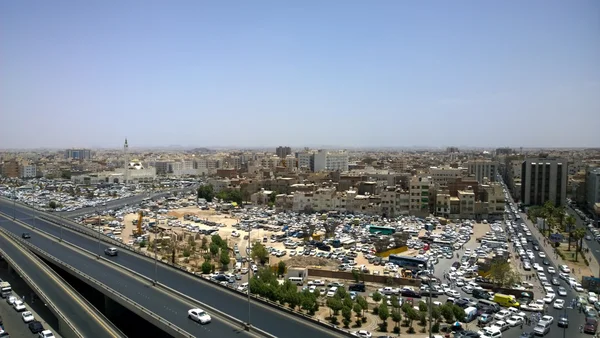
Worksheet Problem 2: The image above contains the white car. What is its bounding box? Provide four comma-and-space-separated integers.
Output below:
553, 299, 565, 309
6, 296, 16, 305
38, 330, 55, 338
494, 309, 511, 320
446, 290, 461, 298
479, 327, 502, 338
188, 308, 212, 324
538, 252, 546, 258
13, 300, 26, 312
491, 320, 509, 332
589, 292, 598, 303
506, 315, 524, 327
353, 330, 372, 338
547, 267, 556, 274
557, 287, 567, 296
22, 311, 35, 323
543, 293, 556, 303
559, 265, 570, 273
462, 285, 474, 294
541, 315, 554, 324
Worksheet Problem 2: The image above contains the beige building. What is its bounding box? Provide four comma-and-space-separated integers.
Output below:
409, 176, 431, 216
429, 166, 464, 186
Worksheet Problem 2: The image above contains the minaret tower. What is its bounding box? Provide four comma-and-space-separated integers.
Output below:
124, 138, 129, 184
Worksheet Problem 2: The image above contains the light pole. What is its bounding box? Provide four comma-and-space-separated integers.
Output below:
32, 201, 36, 229
154, 226, 160, 286
96, 207, 101, 258
427, 274, 433, 338
246, 227, 251, 330
12, 187, 16, 220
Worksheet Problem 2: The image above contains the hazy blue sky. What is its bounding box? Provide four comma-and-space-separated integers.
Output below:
1, 1, 599, 149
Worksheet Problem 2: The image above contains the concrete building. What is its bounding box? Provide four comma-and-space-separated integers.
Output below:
20, 164, 37, 179
409, 176, 431, 216
64, 148, 92, 160
587, 167, 600, 211
276, 146, 291, 158
1, 160, 20, 178
521, 158, 567, 206
467, 160, 498, 183
313, 150, 349, 172
296, 151, 314, 171
428, 166, 464, 186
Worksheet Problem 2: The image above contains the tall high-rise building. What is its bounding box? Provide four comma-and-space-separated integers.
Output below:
586, 167, 600, 211
276, 146, 291, 158
521, 158, 567, 206
64, 148, 91, 160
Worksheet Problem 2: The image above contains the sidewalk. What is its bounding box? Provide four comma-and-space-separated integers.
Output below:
520, 212, 596, 282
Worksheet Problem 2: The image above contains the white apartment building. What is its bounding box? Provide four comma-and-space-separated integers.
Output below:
20, 164, 37, 179
467, 160, 498, 183
428, 166, 464, 186
297, 151, 314, 171
313, 150, 349, 172
380, 187, 410, 217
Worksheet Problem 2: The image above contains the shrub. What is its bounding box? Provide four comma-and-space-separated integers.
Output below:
432, 322, 440, 333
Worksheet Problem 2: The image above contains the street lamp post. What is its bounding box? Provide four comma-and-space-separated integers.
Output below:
427, 275, 433, 338
96, 208, 101, 259
12, 188, 16, 220
247, 227, 251, 330
154, 226, 160, 286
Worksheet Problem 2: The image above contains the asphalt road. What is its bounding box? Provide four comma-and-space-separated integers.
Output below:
430, 210, 588, 337
0, 213, 254, 338
0, 199, 340, 338
59, 186, 199, 218
0, 261, 62, 338
566, 206, 600, 276
0, 230, 121, 338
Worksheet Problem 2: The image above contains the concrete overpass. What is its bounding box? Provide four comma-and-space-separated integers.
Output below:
0, 198, 342, 338
0, 227, 125, 338
0, 212, 261, 338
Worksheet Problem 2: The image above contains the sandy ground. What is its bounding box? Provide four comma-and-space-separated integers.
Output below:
118, 206, 493, 278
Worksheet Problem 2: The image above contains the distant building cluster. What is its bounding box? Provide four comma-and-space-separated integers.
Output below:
1, 142, 599, 222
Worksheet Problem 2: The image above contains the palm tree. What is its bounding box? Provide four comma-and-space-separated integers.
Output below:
565, 215, 577, 251
553, 207, 566, 230
572, 228, 586, 262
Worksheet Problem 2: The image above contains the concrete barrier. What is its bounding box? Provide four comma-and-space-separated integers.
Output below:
307, 268, 421, 287
7, 202, 352, 337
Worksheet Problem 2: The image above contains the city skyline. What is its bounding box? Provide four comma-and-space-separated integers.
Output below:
1, 1, 599, 149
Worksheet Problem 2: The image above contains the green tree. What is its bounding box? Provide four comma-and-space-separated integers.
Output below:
573, 228, 586, 261
277, 261, 286, 276
326, 297, 343, 318
431, 306, 441, 322
219, 249, 230, 269
566, 215, 577, 250
390, 295, 400, 309
209, 242, 220, 256
378, 302, 390, 331
488, 261, 520, 287
372, 291, 383, 302
418, 301, 428, 312
201, 236, 208, 252
440, 303, 454, 323
342, 306, 352, 328
201, 261, 212, 274
197, 185, 214, 202
183, 247, 191, 257
406, 307, 419, 328
251, 242, 269, 265
353, 303, 363, 319
356, 296, 368, 317
452, 304, 466, 322
391, 308, 402, 331
48, 201, 57, 209
343, 295, 353, 309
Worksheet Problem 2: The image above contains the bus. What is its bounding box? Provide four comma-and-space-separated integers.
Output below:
369, 225, 396, 235
388, 255, 428, 270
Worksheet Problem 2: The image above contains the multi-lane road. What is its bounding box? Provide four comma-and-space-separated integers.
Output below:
0, 198, 340, 338
58, 185, 199, 218
0, 213, 253, 338
0, 228, 124, 338
429, 197, 589, 338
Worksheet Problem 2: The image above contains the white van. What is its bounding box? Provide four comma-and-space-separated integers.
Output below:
288, 277, 303, 285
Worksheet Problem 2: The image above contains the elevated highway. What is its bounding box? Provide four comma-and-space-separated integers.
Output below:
0, 198, 341, 338
0, 211, 258, 338
0, 227, 125, 338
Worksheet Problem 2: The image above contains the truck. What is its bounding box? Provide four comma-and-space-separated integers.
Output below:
493, 293, 520, 308
464, 306, 478, 322
0, 281, 11, 298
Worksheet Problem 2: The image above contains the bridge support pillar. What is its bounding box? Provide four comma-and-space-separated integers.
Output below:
6, 264, 12, 274
104, 295, 125, 317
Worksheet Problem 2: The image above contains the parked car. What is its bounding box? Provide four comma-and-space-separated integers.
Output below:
104, 247, 118, 256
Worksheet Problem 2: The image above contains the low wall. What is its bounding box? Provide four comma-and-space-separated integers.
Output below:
307, 268, 420, 287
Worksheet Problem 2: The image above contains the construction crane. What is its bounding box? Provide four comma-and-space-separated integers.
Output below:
134, 210, 143, 236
